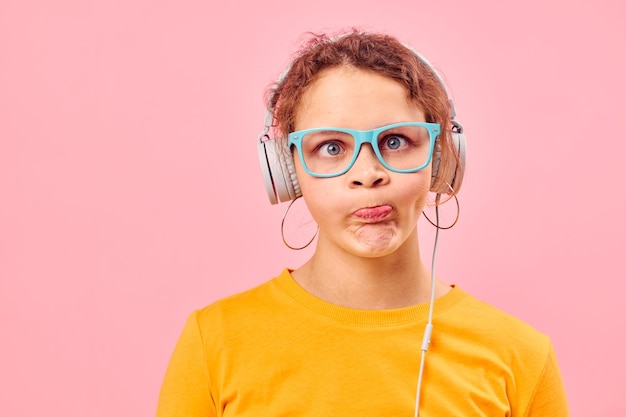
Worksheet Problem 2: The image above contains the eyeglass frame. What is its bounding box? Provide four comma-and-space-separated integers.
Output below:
287, 122, 441, 178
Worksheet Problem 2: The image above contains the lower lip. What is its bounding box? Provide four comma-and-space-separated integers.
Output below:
353, 205, 393, 221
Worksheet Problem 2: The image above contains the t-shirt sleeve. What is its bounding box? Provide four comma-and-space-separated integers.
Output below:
156, 311, 216, 417
523, 342, 569, 417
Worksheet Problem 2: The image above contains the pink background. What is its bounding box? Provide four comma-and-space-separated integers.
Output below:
1, 0, 624, 415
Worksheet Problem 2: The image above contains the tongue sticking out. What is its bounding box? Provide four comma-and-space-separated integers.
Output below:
353, 205, 393, 220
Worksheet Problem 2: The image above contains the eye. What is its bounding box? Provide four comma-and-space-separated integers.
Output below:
319, 141, 343, 156
381, 134, 407, 150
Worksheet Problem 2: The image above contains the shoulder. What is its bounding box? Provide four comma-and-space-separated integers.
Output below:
436, 288, 567, 411
189, 269, 295, 338
436, 287, 554, 380
427, 287, 568, 415
443, 287, 550, 346
438, 287, 555, 387
195, 277, 278, 321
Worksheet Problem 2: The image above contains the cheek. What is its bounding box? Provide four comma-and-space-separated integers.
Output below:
298, 178, 339, 211
294, 169, 345, 223
398, 168, 431, 193
294, 164, 324, 206
395, 174, 432, 212
300, 188, 339, 230
416, 166, 433, 193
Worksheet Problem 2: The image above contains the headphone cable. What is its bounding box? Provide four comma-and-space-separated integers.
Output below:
414, 195, 442, 417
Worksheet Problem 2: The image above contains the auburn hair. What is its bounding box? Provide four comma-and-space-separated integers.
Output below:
267, 30, 459, 194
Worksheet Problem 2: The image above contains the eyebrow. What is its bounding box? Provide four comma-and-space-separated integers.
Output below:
310, 129, 353, 134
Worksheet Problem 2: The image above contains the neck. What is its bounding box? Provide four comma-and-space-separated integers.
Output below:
292, 231, 445, 310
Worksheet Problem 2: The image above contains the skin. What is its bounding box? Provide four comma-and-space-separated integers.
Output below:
291, 66, 451, 310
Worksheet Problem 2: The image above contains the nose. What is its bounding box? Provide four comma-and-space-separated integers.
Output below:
347, 144, 390, 188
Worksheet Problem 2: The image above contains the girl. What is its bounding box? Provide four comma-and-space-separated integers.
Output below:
157, 30, 569, 416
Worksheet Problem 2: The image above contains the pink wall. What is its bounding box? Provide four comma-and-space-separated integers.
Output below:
1, 0, 624, 415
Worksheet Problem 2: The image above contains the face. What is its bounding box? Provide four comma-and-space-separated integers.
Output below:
293, 66, 431, 258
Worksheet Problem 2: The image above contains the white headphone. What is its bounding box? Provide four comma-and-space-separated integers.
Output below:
257, 39, 467, 205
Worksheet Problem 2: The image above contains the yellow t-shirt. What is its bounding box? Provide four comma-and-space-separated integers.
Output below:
157, 269, 568, 416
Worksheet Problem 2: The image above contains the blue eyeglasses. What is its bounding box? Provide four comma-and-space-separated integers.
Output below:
288, 122, 440, 178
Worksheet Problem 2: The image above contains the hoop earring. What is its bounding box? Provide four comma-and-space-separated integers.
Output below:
422, 183, 460, 230
281, 196, 319, 250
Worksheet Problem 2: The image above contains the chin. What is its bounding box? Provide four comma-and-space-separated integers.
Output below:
348, 233, 407, 258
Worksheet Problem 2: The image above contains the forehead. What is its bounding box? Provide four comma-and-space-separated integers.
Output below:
294, 66, 424, 131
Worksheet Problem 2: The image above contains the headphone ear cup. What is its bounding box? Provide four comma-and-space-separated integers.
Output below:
430, 131, 467, 195
257, 138, 301, 204
278, 142, 302, 201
